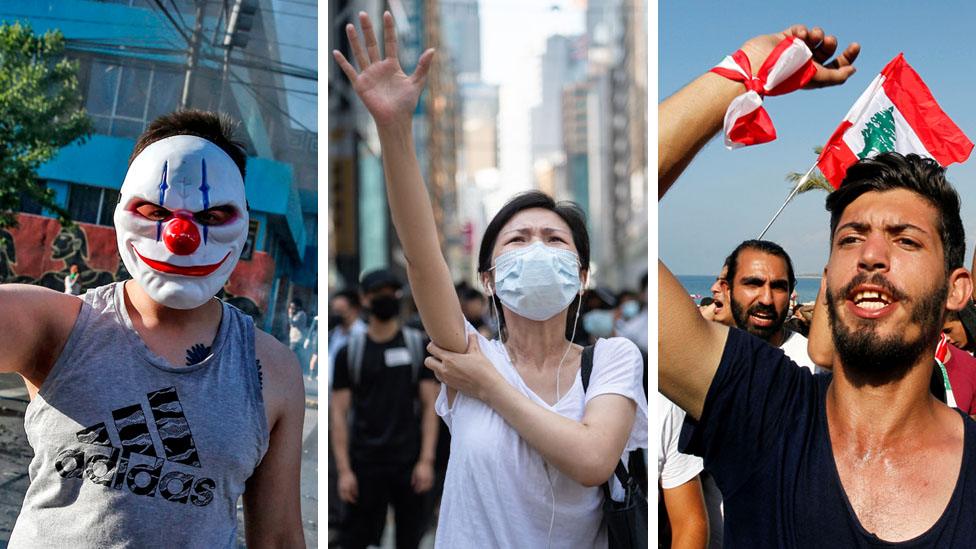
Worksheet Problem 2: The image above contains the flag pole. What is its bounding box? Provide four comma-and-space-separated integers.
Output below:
757, 162, 819, 240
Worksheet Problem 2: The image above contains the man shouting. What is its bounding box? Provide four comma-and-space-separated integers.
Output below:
660, 25, 976, 546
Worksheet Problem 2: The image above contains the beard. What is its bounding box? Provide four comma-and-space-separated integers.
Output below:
826, 272, 946, 387
730, 297, 789, 341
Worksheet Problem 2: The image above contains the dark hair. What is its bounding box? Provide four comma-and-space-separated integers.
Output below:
290, 298, 303, 309
129, 110, 247, 179
725, 239, 796, 293
458, 286, 484, 302
477, 191, 590, 337
331, 289, 361, 309
826, 152, 964, 274
699, 296, 715, 307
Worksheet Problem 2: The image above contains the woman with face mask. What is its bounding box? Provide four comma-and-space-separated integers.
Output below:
335, 12, 647, 548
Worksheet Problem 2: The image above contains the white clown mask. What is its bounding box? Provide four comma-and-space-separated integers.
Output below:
114, 135, 248, 309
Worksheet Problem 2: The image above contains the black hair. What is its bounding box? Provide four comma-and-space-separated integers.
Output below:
826, 152, 965, 274
130, 110, 247, 179
331, 289, 361, 309
725, 239, 797, 293
477, 191, 590, 338
458, 286, 484, 302
290, 298, 303, 309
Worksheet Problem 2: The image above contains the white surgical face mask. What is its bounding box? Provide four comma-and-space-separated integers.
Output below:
114, 135, 248, 309
621, 300, 641, 320
490, 241, 581, 321
583, 309, 615, 338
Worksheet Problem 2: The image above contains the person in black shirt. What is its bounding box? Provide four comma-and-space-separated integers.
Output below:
661, 24, 976, 547
330, 269, 438, 549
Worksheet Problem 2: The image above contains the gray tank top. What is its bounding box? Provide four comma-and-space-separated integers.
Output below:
9, 282, 269, 548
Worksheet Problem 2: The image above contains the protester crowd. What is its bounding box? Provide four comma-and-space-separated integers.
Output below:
328, 11, 652, 548
326, 269, 649, 547
660, 22, 976, 549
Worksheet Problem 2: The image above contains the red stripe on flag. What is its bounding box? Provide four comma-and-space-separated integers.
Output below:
817, 120, 858, 188
936, 333, 950, 363
881, 54, 974, 166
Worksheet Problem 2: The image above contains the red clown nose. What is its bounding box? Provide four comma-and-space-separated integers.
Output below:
163, 211, 201, 255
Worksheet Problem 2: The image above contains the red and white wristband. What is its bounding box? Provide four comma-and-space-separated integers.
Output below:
710, 36, 817, 149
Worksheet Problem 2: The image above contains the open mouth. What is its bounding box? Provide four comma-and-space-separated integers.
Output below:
846, 285, 897, 318
132, 245, 230, 277
749, 310, 776, 327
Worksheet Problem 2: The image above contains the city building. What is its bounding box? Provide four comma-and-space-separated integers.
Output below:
329, 0, 460, 291
0, 0, 316, 336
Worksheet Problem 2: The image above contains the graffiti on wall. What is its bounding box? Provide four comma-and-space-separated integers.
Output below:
0, 214, 274, 319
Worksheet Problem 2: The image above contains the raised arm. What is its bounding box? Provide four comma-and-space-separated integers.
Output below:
808, 275, 834, 369
658, 26, 859, 418
333, 12, 466, 353
0, 284, 81, 390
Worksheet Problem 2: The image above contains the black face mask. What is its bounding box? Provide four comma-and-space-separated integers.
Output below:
369, 295, 400, 321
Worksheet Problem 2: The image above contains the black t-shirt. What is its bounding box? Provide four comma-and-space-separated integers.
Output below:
333, 330, 435, 464
680, 328, 976, 547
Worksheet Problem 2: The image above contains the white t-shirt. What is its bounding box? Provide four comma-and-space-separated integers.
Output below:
434, 326, 648, 549
780, 330, 824, 373
657, 394, 703, 489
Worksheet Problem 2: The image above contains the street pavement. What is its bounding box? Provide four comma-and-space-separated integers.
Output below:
0, 372, 320, 548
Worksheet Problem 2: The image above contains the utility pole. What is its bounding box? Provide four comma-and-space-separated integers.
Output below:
218, 0, 258, 112
181, 0, 206, 109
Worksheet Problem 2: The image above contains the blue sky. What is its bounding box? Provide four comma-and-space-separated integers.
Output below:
659, 1, 976, 276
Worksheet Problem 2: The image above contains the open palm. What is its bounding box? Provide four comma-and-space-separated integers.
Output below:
334, 12, 434, 128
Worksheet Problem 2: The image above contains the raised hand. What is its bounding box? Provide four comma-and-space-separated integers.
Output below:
740, 24, 860, 89
333, 11, 435, 129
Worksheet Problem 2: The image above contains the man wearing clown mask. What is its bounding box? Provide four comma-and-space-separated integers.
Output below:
0, 110, 305, 548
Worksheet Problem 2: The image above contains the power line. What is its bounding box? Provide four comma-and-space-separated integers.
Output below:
66, 36, 316, 83
150, 0, 193, 43
200, 51, 316, 80
243, 35, 316, 52
276, 0, 317, 7
265, 7, 317, 19
228, 69, 314, 133
234, 48, 317, 74
167, 0, 191, 33
192, 68, 317, 96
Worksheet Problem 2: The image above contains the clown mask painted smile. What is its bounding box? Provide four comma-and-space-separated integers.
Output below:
114, 135, 248, 309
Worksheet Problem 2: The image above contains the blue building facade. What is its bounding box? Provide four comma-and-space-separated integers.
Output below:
0, 0, 316, 336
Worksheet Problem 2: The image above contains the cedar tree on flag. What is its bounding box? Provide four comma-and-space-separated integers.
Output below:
816, 54, 973, 188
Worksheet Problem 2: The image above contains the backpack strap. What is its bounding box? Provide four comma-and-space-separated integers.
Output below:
348, 331, 367, 387
402, 326, 426, 384
581, 344, 595, 392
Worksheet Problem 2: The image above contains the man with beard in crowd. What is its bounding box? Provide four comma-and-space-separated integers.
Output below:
723, 239, 816, 370
661, 24, 976, 546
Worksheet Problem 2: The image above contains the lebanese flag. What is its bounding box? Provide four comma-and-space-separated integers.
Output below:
816, 54, 973, 188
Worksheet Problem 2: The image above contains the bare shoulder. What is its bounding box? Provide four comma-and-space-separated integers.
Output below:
0, 283, 82, 320
0, 284, 82, 379
253, 328, 304, 428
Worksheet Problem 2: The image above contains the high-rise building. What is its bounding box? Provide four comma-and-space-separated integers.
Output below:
329, 0, 460, 288
578, 0, 646, 289
531, 34, 585, 166
439, 0, 481, 77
